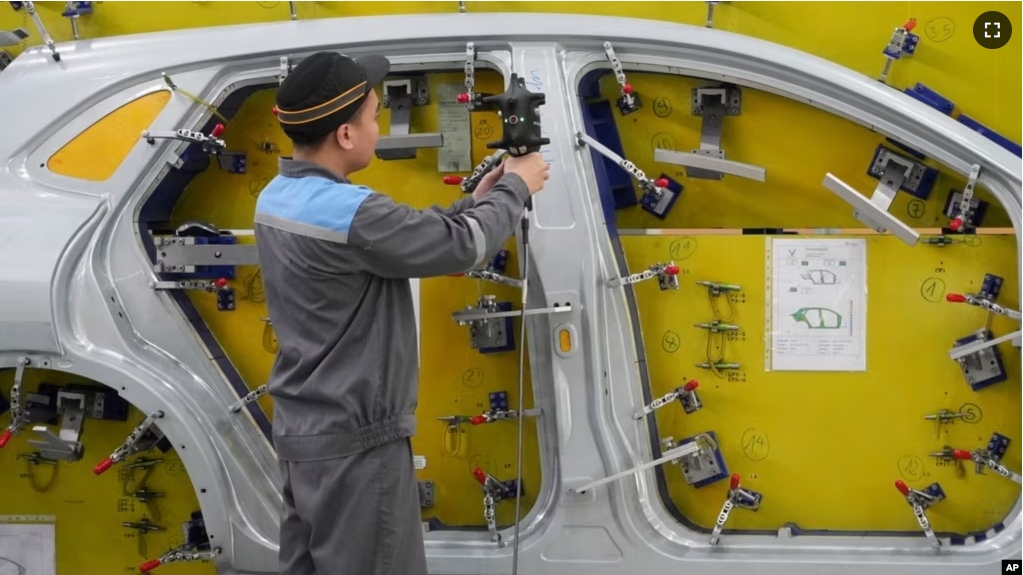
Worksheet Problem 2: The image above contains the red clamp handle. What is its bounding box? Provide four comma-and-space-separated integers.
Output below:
622, 83, 634, 94
904, 18, 917, 32
948, 216, 964, 231
442, 175, 464, 185
139, 559, 162, 572
653, 178, 668, 188
663, 264, 680, 276
470, 415, 487, 425
951, 449, 973, 460
472, 466, 487, 485
210, 123, 225, 138
93, 458, 114, 475
683, 380, 699, 393
0, 430, 11, 448
729, 473, 740, 490
457, 93, 470, 104
894, 479, 910, 496
945, 293, 967, 303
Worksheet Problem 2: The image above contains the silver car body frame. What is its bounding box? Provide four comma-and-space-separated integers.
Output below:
0, 13, 1019, 575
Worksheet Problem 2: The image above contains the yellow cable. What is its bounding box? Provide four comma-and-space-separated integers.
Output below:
705, 331, 726, 379
262, 321, 279, 354
441, 423, 463, 456
26, 459, 57, 492
708, 290, 735, 322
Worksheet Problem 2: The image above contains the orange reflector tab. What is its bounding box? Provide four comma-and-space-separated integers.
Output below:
558, 328, 572, 353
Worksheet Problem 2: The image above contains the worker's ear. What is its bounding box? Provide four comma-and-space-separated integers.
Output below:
334, 123, 356, 151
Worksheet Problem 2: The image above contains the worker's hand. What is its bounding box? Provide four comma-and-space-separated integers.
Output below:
472, 162, 506, 202
503, 152, 550, 195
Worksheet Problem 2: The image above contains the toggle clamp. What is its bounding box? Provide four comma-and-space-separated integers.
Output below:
473, 467, 523, 548
0, 357, 31, 449
603, 42, 640, 115
469, 408, 541, 425
140, 545, 221, 573
879, 18, 918, 83
142, 123, 227, 155
442, 149, 506, 194
94, 411, 165, 475
947, 164, 981, 232
228, 384, 268, 413
946, 292, 1022, 321
709, 474, 762, 545
950, 433, 1021, 484
575, 131, 680, 219
894, 479, 945, 550
15, 2, 59, 61
608, 262, 680, 290
634, 379, 701, 419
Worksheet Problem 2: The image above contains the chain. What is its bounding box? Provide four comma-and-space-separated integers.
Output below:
464, 42, 476, 97
603, 42, 627, 88
483, 493, 502, 546
6, 357, 29, 435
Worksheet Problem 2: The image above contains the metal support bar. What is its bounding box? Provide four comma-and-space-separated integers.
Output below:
653, 148, 765, 182
376, 134, 443, 154
949, 330, 1021, 360
686, 86, 742, 180
377, 78, 441, 160
821, 173, 919, 246
452, 304, 573, 324
153, 241, 259, 271
571, 441, 702, 494
576, 131, 664, 197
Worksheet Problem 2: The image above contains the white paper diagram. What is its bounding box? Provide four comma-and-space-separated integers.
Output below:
0, 523, 55, 575
769, 238, 867, 371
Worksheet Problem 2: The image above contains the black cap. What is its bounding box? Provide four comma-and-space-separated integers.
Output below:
275, 51, 390, 144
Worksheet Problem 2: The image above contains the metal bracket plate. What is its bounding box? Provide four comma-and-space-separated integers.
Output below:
418, 480, 436, 507
821, 173, 919, 246
153, 239, 259, 271
688, 86, 742, 180
377, 77, 442, 161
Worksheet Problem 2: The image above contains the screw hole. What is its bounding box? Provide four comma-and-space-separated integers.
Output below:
117, 312, 123, 318
121, 387, 126, 391
180, 445, 186, 449
200, 488, 207, 494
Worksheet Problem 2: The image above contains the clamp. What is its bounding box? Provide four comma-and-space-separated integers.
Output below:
894, 480, 944, 549
603, 42, 640, 115
18, 2, 59, 61
0, 357, 31, 448
634, 379, 701, 419
94, 411, 165, 475
950, 444, 1022, 485
459, 42, 479, 110
945, 292, 1021, 321
473, 467, 522, 547
142, 124, 227, 155
469, 408, 541, 425
140, 545, 221, 573
948, 164, 981, 232
696, 361, 741, 371
608, 262, 681, 290
576, 131, 674, 211
879, 19, 919, 83
228, 384, 268, 413
709, 474, 762, 545
442, 149, 506, 194
695, 320, 739, 332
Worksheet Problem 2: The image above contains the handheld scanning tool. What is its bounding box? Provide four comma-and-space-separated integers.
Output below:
457, 73, 550, 211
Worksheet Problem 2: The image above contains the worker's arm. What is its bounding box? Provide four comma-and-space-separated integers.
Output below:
429, 196, 475, 218
347, 173, 529, 278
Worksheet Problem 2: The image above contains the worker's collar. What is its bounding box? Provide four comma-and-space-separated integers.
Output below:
278, 157, 349, 183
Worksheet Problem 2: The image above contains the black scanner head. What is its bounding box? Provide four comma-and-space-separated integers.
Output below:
476, 73, 551, 157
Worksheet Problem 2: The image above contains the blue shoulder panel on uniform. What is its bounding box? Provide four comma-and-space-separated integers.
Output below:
254, 176, 372, 242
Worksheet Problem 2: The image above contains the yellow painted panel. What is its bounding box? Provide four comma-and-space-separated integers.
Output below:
602, 71, 1014, 230
47, 90, 171, 181
3, 3, 1018, 141
0, 370, 214, 574
170, 70, 543, 528
622, 233, 1021, 533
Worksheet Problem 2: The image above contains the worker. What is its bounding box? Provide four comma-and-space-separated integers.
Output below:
253, 51, 550, 575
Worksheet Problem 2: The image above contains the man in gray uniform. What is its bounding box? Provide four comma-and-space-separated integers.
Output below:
254, 51, 550, 575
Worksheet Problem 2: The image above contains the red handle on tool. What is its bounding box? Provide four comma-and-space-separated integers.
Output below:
904, 18, 917, 32
945, 293, 967, 303
457, 93, 470, 104
470, 415, 487, 425
473, 466, 487, 485
653, 178, 669, 188
894, 480, 910, 496
951, 449, 973, 460
139, 559, 162, 572
210, 123, 225, 138
93, 458, 114, 475
442, 175, 464, 185
729, 474, 740, 490
683, 380, 699, 393
663, 264, 680, 276
0, 430, 10, 448
948, 216, 964, 231
622, 83, 633, 94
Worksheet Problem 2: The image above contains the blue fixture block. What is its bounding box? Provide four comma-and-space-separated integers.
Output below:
957, 114, 1022, 157
639, 173, 683, 219
904, 83, 954, 115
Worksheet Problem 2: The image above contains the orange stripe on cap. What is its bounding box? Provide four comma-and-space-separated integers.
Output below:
276, 81, 367, 125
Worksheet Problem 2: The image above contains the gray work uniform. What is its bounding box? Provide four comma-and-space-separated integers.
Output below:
253, 158, 530, 575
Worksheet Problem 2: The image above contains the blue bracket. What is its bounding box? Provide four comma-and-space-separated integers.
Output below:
942, 189, 988, 227
488, 391, 509, 412
215, 151, 247, 174
640, 173, 682, 219
866, 145, 938, 200
216, 287, 236, 312
957, 114, 1023, 157
487, 249, 508, 274
61, 1, 92, 17
987, 432, 1010, 462
903, 83, 954, 115
979, 273, 1004, 301
921, 482, 946, 503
